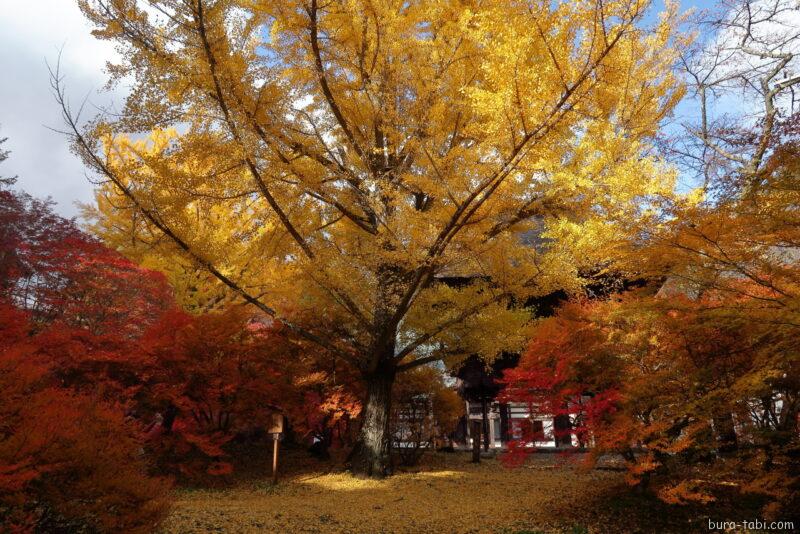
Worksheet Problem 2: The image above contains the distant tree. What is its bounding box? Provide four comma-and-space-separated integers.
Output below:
669, 0, 800, 188
0, 183, 172, 335
0, 133, 13, 185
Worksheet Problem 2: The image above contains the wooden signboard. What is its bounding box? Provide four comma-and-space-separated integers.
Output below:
268, 413, 284, 435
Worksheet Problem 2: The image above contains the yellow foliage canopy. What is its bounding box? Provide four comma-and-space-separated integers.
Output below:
72, 0, 683, 373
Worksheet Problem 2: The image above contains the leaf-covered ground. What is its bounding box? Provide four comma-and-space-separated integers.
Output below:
161, 452, 739, 533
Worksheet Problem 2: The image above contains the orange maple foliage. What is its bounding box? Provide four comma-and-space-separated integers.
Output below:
502, 286, 799, 517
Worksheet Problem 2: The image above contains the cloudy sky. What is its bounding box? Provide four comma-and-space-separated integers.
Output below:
0, 0, 123, 217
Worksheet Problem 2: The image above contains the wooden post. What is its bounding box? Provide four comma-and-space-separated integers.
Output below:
272, 435, 280, 485
268, 413, 284, 485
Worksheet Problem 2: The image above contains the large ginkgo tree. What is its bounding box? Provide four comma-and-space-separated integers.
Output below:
61, 0, 682, 476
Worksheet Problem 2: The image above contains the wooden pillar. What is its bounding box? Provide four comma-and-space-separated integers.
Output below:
470, 420, 482, 463
269, 413, 283, 484
481, 397, 490, 451
272, 435, 280, 484
553, 413, 572, 448
499, 403, 510, 445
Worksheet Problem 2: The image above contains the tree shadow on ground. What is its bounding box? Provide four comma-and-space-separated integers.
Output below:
543, 473, 771, 534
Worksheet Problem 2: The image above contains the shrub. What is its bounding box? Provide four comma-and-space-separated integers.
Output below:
0, 303, 171, 533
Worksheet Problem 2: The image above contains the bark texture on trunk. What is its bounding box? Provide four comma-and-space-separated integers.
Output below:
350, 369, 395, 478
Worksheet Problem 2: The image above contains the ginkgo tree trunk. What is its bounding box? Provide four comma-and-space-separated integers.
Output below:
62, 0, 683, 477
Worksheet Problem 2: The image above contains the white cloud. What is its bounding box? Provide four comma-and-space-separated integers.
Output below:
0, 0, 126, 217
